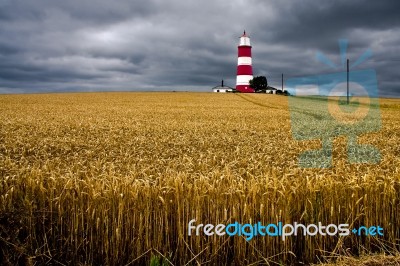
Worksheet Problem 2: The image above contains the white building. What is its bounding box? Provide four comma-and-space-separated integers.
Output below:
265, 89, 277, 94
212, 80, 234, 93
212, 86, 233, 93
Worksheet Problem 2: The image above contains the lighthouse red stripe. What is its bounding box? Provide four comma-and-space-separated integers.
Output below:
236, 85, 255, 93
237, 65, 253, 75
238, 46, 252, 57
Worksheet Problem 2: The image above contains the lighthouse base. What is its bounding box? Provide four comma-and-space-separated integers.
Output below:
236, 85, 255, 93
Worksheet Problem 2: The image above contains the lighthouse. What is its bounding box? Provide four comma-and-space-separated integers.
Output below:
236, 31, 254, 93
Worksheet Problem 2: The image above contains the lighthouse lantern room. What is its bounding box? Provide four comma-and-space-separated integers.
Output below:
236, 31, 254, 93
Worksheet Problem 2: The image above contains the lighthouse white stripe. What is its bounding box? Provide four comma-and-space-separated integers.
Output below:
236, 75, 253, 85
239, 36, 251, 46
237, 57, 252, 65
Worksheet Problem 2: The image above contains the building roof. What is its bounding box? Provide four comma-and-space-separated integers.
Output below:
212, 86, 234, 90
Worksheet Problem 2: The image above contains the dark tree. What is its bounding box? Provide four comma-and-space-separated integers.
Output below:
249, 76, 268, 93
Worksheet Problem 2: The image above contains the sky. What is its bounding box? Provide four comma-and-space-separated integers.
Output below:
0, 0, 399, 96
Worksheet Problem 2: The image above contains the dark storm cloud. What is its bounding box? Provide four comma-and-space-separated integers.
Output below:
248, 0, 400, 96
0, 0, 399, 96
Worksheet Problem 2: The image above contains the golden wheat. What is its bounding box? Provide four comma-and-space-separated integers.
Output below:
0, 92, 399, 265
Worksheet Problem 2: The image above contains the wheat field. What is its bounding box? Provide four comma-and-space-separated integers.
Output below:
0, 92, 399, 265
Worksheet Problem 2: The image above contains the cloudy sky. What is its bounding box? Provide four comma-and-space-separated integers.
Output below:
0, 0, 399, 96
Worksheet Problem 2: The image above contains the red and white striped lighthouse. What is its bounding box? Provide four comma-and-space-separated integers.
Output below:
236, 31, 254, 93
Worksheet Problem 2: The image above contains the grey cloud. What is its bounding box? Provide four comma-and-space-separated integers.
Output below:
0, 0, 398, 96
